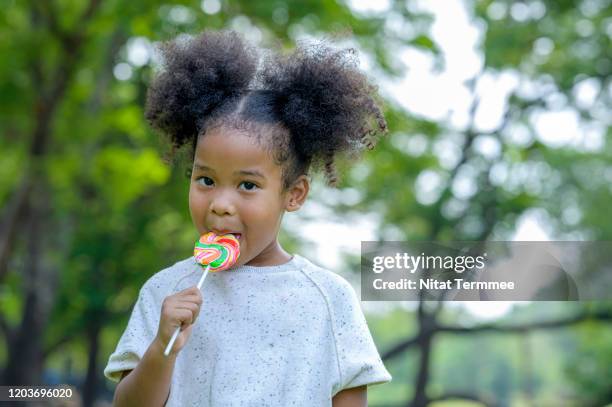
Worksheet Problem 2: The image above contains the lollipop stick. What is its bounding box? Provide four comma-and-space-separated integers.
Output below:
196, 263, 210, 290
163, 264, 210, 356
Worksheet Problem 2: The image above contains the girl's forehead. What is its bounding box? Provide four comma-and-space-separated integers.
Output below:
194, 128, 280, 175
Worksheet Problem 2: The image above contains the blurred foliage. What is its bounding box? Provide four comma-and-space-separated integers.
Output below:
0, 0, 611, 405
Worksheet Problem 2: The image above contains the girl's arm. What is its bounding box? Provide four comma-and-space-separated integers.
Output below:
332, 385, 367, 407
113, 286, 203, 407
112, 338, 176, 407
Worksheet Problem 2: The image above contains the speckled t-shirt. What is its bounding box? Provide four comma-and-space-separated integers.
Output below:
104, 254, 392, 406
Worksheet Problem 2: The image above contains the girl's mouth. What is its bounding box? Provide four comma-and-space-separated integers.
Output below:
223, 232, 242, 241
209, 230, 241, 240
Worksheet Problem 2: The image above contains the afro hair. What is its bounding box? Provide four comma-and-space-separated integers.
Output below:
145, 29, 388, 187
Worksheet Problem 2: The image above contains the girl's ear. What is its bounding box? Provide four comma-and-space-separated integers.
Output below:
285, 175, 310, 212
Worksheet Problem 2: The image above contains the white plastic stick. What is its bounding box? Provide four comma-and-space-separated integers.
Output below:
163, 264, 210, 356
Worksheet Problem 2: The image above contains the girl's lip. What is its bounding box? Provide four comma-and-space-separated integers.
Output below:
211, 230, 242, 239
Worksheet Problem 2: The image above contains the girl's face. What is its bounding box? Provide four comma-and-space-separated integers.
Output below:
189, 126, 308, 267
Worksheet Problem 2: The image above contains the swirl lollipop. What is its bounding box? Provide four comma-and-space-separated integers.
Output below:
193, 232, 240, 272
164, 232, 240, 356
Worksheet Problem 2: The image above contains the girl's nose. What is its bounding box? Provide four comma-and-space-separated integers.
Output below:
209, 191, 236, 216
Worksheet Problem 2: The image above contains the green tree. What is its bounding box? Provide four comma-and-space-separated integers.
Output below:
0, 0, 432, 404
336, 0, 611, 405
1, 0, 611, 405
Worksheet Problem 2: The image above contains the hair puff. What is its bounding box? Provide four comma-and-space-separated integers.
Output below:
145, 29, 259, 153
259, 40, 388, 185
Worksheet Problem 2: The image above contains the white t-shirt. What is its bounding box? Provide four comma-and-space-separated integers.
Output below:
104, 254, 392, 406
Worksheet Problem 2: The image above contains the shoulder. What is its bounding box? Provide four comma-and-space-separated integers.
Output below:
139, 256, 199, 300
294, 255, 359, 306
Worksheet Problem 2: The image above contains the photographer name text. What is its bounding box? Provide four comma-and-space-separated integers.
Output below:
373, 278, 515, 290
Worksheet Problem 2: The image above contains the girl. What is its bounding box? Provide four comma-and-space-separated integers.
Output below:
104, 29, 391, 406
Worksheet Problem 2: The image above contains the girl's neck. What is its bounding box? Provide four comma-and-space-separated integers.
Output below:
246, 239, 292, 267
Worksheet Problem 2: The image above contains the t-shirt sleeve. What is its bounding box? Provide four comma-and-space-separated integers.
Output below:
103, 279, 161, 382
329, 275, 392, 395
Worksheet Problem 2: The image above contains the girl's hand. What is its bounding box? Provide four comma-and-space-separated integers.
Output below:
155, 286, 203, 356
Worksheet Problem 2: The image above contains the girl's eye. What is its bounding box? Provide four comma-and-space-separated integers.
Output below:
239, 181, 258, 191
197, 176, 214, 186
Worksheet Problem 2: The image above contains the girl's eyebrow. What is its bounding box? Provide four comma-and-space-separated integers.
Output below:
237, 169, 265, 179
194, 163, 265, 179
194, 163, 214, 172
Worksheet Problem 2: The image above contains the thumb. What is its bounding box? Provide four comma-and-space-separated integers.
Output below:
176, 324, 194, 351
180, 323, 193, 341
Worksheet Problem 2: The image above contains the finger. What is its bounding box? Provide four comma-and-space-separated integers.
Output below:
177, 293, 203, 305
178, 286, 201, 296
167, 289, 202, 305
171, 309, 194, 326
180, 324, 193, 337
175, 300, 200, 311
188, 302, 201, 322
175, 302, 199, 321
164, 297, 200, 318
173, 290, 203, 306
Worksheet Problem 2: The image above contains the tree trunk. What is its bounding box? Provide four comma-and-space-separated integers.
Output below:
410, 300, 436, 407
82, 318, 102, 407
0, 175, 32, 283
410, 331, 432, 407
3, 179, 58, 385
520, 334, 534, 407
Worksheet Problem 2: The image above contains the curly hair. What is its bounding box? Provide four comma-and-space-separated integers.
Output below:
145, 29, 387, 189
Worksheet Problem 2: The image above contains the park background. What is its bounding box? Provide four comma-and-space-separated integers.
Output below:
1, 0, 611, 405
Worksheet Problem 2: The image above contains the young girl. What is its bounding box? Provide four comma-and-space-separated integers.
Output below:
104, 29, 392, 406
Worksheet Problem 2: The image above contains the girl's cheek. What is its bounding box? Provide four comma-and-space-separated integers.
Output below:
189, 187, 208, 205
188, 184, 198, 202
189, 198, 209, 223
